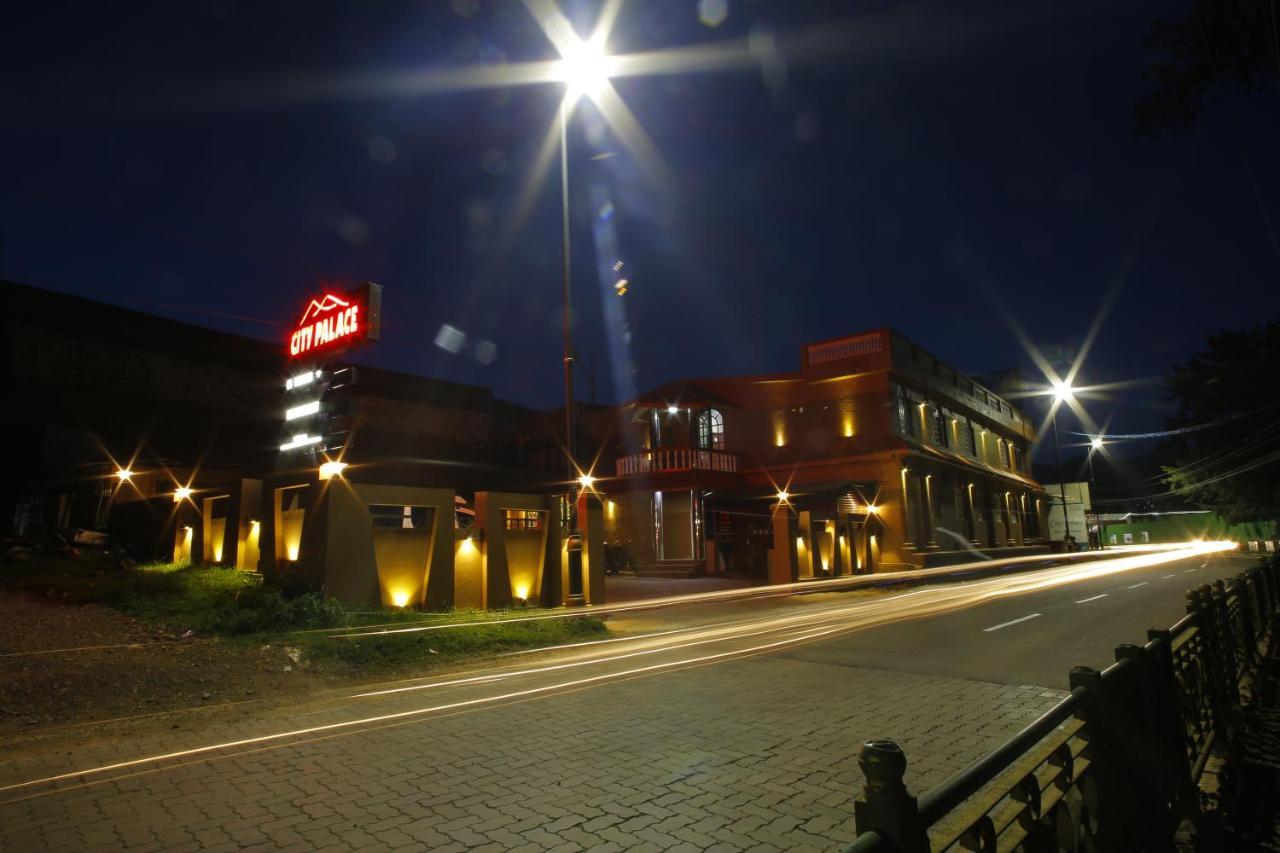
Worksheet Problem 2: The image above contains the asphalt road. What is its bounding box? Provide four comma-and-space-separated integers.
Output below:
774, 547, 1250, 689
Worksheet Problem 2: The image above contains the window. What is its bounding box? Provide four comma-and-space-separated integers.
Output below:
696, 408, 725, 450
930, 406, 949, 447
895, 385, 917, 437
965, 421, 978, 456
504, 510, 543, 531
371, 505, 430, 530
1013, 445, 1024, 473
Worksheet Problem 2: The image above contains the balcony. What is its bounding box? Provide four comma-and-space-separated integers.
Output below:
615, 448, 741, 476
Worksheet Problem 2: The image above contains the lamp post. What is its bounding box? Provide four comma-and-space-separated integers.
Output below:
1088, 435, 1105, 549
555, 36, 611, 491
559, 98, 575, 484
1050, 380, 1075, 549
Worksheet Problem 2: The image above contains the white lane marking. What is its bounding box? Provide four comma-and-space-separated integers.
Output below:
1075, 594, 1108, 604
984, 613, 1042, 633
1162, 575, 1176, 579
1185, 569, 1197, 574
1128, 582, 1148, 589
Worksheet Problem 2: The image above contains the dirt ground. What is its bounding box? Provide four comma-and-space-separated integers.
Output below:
0, 591, 335, 748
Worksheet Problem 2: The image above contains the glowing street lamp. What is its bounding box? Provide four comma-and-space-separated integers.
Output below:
556, 36, 612, 103
173, 486, 193, 503
318, 460, 348, 481
1086, 434, 1106, 493
115, 468, 133, 482
576, 473, 596, 489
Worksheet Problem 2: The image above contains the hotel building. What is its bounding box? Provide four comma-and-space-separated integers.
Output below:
592, 329, 1051, 579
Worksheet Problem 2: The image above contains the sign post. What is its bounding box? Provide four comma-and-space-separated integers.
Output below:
279, 283, 382, 463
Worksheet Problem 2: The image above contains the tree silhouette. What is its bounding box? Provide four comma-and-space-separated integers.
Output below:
1136, 0, 1280, 136
1162, 322, 1280, 523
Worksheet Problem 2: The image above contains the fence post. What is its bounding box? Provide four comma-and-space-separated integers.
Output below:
1145, 626, 1201, 820
1236, 572, 1259, 668
1114, 640, 1197, 843
1264, 558, 1274, 612
1266, 559, 1280, 615
1193, 584, 1242, 752
1257, 564, 1275, 629
852, 741, 930, 853
1211, 580, 1241, 681
1068, 665, 1146, 851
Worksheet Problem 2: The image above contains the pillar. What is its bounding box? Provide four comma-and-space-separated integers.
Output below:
768, 502, 797, 585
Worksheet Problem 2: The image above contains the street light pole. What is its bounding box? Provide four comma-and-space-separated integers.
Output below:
1051, 405, 1072, 550
560, 99, 575, 486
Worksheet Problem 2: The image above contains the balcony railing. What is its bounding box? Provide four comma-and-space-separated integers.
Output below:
615, 448, 740, 476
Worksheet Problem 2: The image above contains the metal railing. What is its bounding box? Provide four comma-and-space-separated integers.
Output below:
614, 447, 740, 476
844, 555, 1280, 852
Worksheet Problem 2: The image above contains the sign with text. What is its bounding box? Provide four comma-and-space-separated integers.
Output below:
287, 283, 382, 361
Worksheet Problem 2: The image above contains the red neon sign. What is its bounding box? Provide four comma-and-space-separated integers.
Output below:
287, 283, 381, 360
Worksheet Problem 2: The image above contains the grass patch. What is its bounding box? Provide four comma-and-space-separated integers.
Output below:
1, 553, 346, 634
0, 554, 608, 664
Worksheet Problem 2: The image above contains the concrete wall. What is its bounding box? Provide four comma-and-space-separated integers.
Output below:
284, 480, 455, 609
473, 492, 560, 610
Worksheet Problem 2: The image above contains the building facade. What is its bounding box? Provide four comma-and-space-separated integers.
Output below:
590, 329, 1052, 577
0, 279, 527, 553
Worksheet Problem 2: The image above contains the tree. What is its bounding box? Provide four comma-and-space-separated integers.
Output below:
1162, 322, 1280, 523
1135, 0, 1280, 136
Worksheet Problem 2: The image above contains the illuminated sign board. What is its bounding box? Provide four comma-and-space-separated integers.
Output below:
287, 283, 382, 361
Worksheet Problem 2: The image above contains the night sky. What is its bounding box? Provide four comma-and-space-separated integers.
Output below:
4, 0, 1278, 461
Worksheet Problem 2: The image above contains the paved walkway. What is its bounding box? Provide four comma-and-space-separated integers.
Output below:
1, 647, 1062, 851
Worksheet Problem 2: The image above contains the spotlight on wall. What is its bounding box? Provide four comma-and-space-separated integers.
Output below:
115, 468, 134, 482
173, 486, 193, 502
318, 460, 348, 481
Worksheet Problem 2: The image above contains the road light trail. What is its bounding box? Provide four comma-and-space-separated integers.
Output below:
0, 542, 1235, 800
328, 544, 1215, 640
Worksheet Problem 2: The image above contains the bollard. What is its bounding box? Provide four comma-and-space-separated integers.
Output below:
853, 741, 930, 853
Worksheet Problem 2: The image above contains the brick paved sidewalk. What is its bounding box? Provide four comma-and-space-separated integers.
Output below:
1, 650, 1065, 852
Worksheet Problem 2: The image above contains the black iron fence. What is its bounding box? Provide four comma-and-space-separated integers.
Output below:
844, 555, 1280, 852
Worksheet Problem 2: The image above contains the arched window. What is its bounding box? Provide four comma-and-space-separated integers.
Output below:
696, 408, 725, 450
